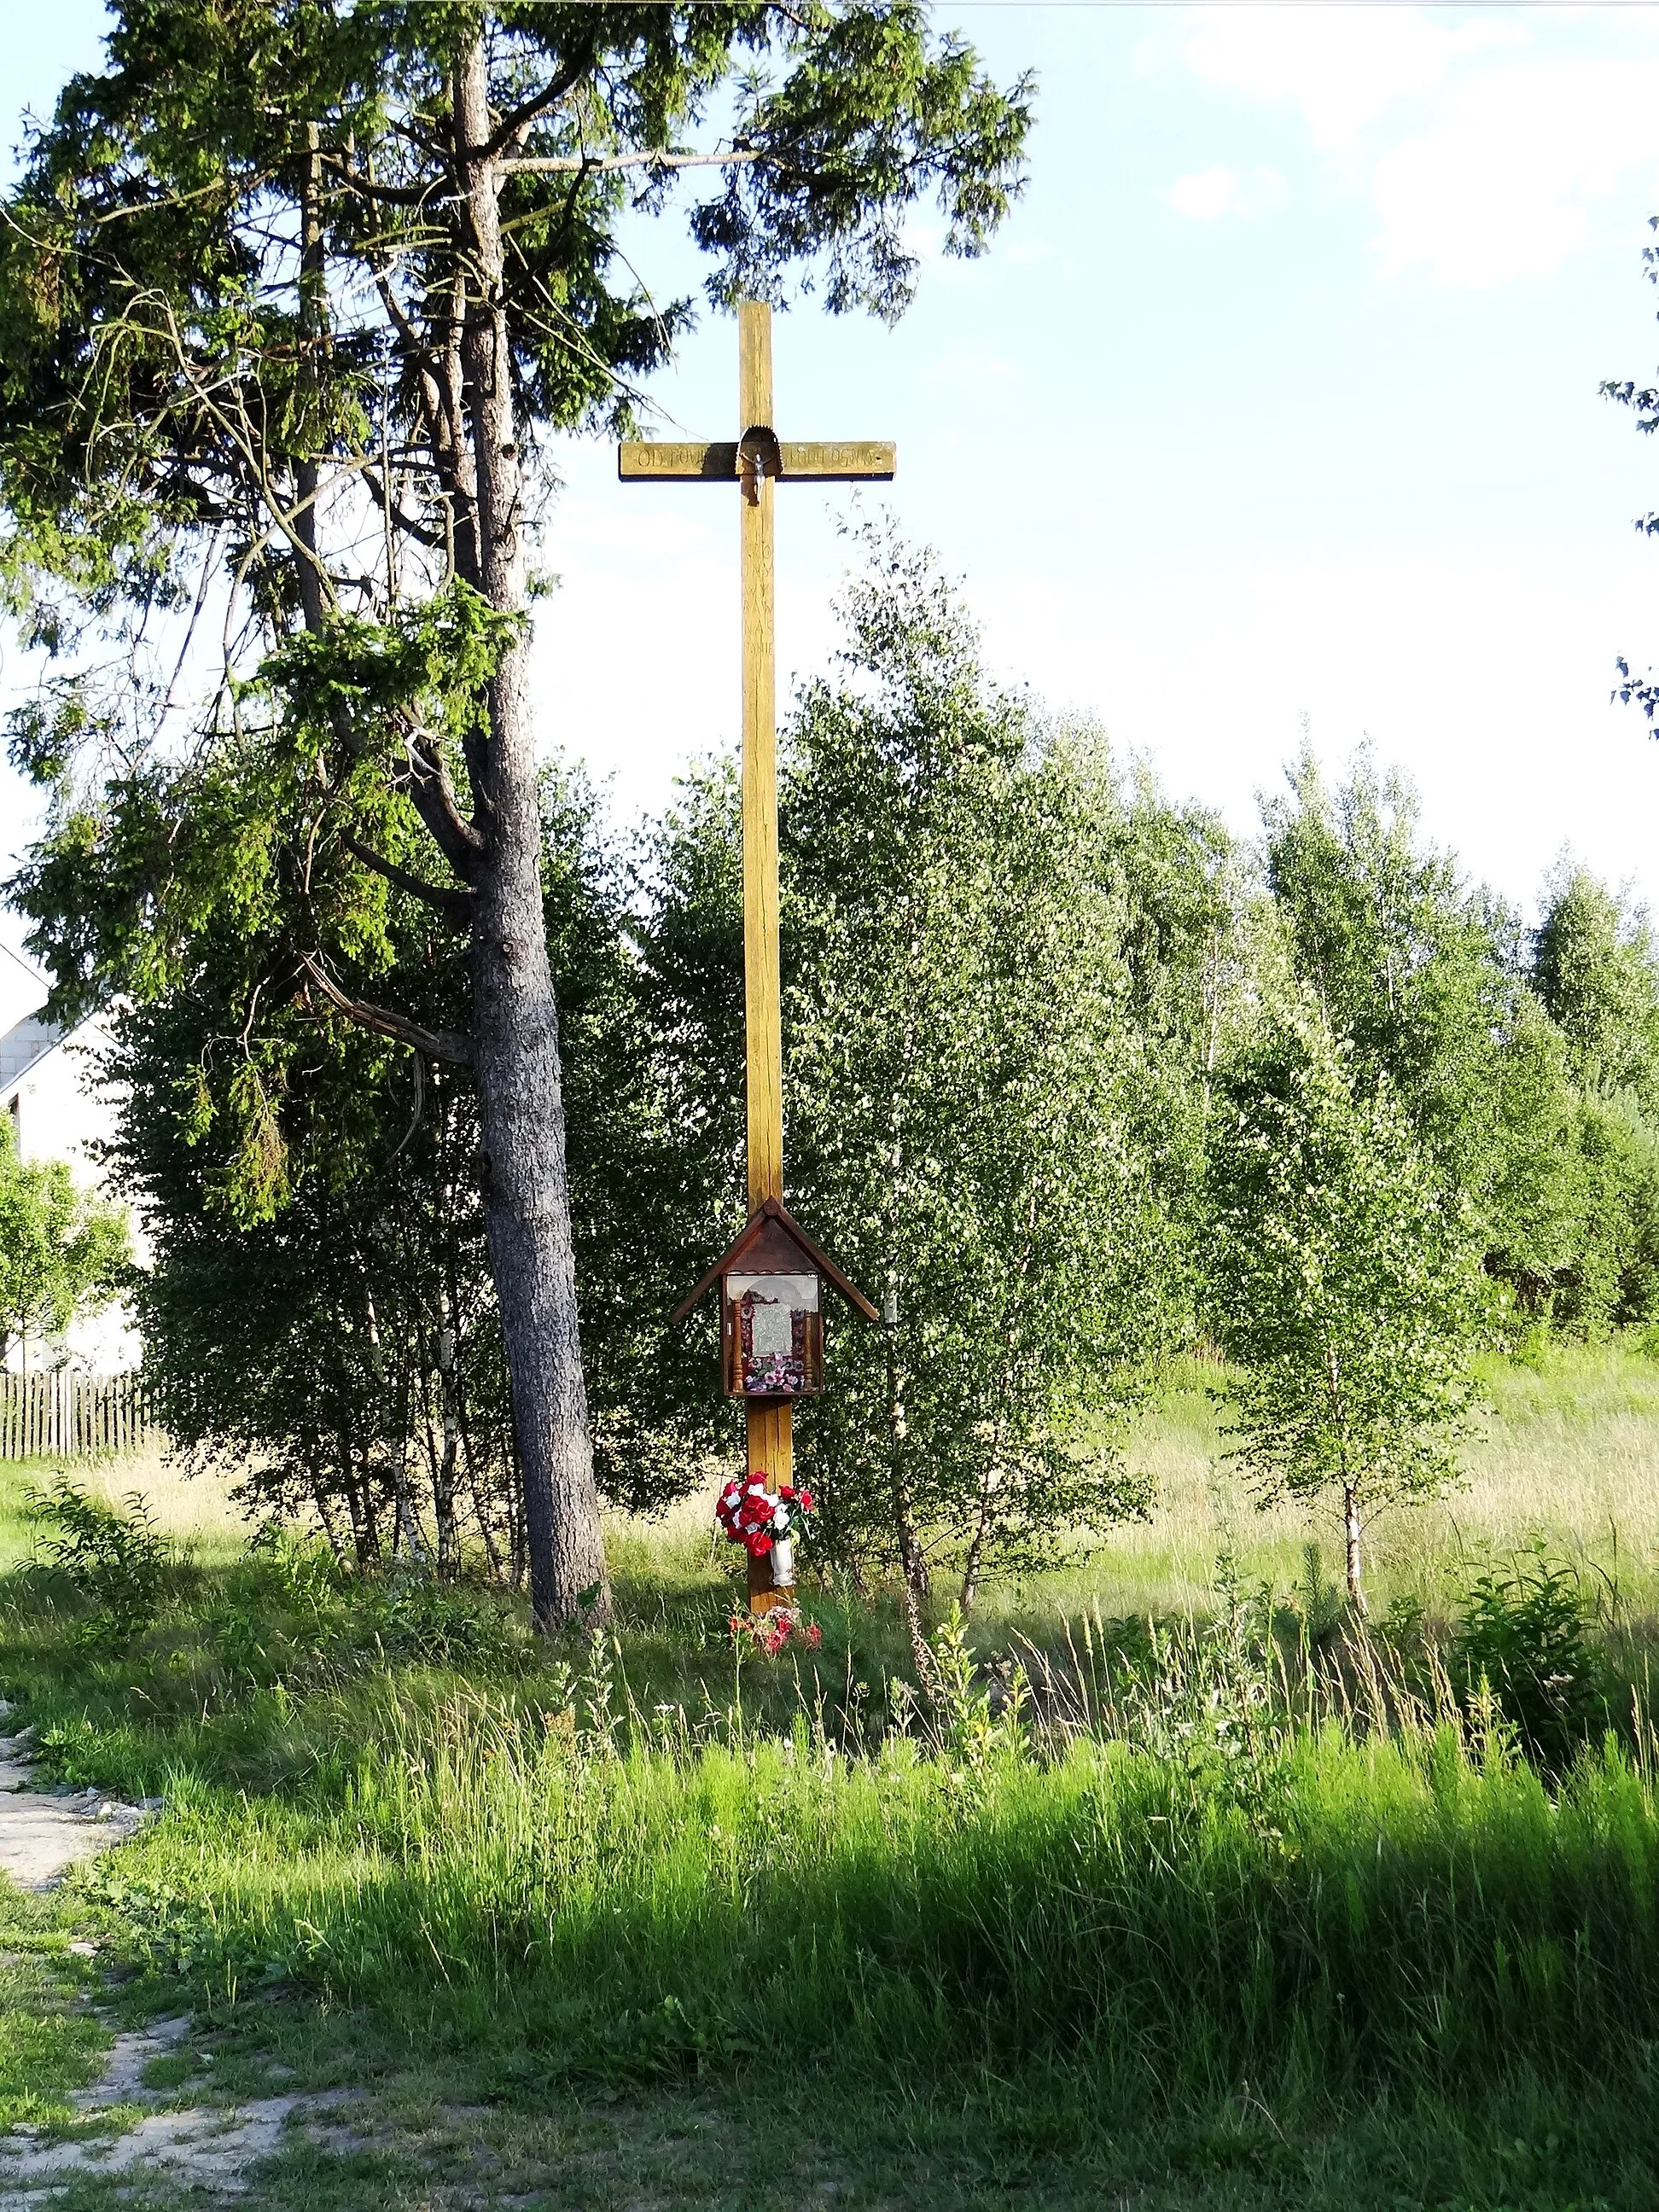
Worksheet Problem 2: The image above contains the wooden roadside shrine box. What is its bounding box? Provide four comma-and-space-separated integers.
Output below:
672, 1196, 878, 1400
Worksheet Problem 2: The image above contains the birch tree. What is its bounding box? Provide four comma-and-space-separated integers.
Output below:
1206, 1003, 1490, 1612
642, 539, 1189, 1621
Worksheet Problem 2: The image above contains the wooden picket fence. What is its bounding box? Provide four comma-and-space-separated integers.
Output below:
0, 1373, 157, 1460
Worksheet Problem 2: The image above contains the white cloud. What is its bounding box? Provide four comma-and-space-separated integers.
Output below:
1373, 56, 1659, 286
1166, 166, 1287, 222
1173, 7, 1659, 288
1179, 8, 1521, 156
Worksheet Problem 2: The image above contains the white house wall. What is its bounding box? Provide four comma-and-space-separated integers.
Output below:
1, 946, 143, 1375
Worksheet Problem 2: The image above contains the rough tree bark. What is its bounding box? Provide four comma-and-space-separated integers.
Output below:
454, 36, 608, 1629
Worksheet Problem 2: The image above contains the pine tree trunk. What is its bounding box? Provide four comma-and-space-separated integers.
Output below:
456, 38, 608, 1631
1343, 1483, 1367, 1615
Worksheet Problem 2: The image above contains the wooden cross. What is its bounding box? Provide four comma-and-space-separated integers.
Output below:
619, 300, 894, 1608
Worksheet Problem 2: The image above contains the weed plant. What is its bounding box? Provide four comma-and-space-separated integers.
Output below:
1450, 1539, 1613, 1768
25, 1476, 172, 1650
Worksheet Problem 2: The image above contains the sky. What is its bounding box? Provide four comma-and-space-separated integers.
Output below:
5, 2, 1659, 963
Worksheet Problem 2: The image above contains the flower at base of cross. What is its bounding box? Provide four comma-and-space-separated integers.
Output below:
728, 1607, 824, 1655
713, 1474, 817, 1556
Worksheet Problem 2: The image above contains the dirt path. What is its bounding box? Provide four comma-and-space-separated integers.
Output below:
0, 1730, 371, 2202
0, 1728, 154, 1890
0, 2011, 365, 2202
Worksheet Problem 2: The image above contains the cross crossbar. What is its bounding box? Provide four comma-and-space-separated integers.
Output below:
618, 438, 895, 483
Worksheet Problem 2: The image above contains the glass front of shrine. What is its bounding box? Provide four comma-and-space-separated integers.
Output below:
723, 1271, 823, 1397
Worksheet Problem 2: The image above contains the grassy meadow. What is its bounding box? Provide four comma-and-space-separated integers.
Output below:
4, 1342, 1659, 2207
1039, 1343, 1659, 1621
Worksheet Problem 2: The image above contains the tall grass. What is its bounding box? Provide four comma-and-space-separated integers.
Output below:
12, 1342, 1659, 2164
1010, 1341, 1659, 1628
77, 1607, 1659, 2130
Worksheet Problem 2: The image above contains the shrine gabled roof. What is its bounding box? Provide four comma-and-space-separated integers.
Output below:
671, 1196, 880, 1325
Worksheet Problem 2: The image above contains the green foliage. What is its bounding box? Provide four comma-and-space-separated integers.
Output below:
0, 0, 1033, 1024
0, 6, 1033, 1633
25, 1477, 169, 1650
0, 1118, 129, 1365
640, 537, 1201, 1597
1505, 870, 1659, 1334
1120, 1553, 1290, 1825
1261, 748, 1512, 1183
1534, 867, 1659, 1099
244, 1522, 346, 1610
1452, 1540, 1611, 1770
1208, 1003, 1491, 1601
99, 757, 696, 1557
911, 1602, 1031, 1777
358, 1569, 521, 1670
105, 918, 512, 1563
1250, 754, 1659, 1339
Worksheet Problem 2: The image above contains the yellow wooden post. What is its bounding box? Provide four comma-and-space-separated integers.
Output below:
737, 303, 794, 1607
739, 302, 783, 1220
618, 304, 894, 1614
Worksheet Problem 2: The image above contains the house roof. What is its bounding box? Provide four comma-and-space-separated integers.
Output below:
671, 1196, 880, 1324
0, 1013, 64, 1094
0, 943, 62, 1095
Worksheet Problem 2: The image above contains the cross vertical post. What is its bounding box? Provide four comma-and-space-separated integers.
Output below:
619, 302, 894, 1613
736, 302, 791, 1604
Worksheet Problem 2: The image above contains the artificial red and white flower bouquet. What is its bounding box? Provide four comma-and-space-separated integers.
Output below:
727, 1605, 823, 1656
713, 1473, 815, 1566
714, 1473, 823, 1651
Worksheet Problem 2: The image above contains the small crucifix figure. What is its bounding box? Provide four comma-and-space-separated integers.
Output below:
620, 301, 886, 1613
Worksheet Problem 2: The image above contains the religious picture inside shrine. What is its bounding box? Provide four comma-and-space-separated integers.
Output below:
724, 1273, 824, 1398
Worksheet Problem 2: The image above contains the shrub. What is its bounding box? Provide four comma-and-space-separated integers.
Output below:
26, 1477, 170, 1650
358, 1570, 520, 1668
1451, 1539, 1610, 1767
244, 1523, 344, 1610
